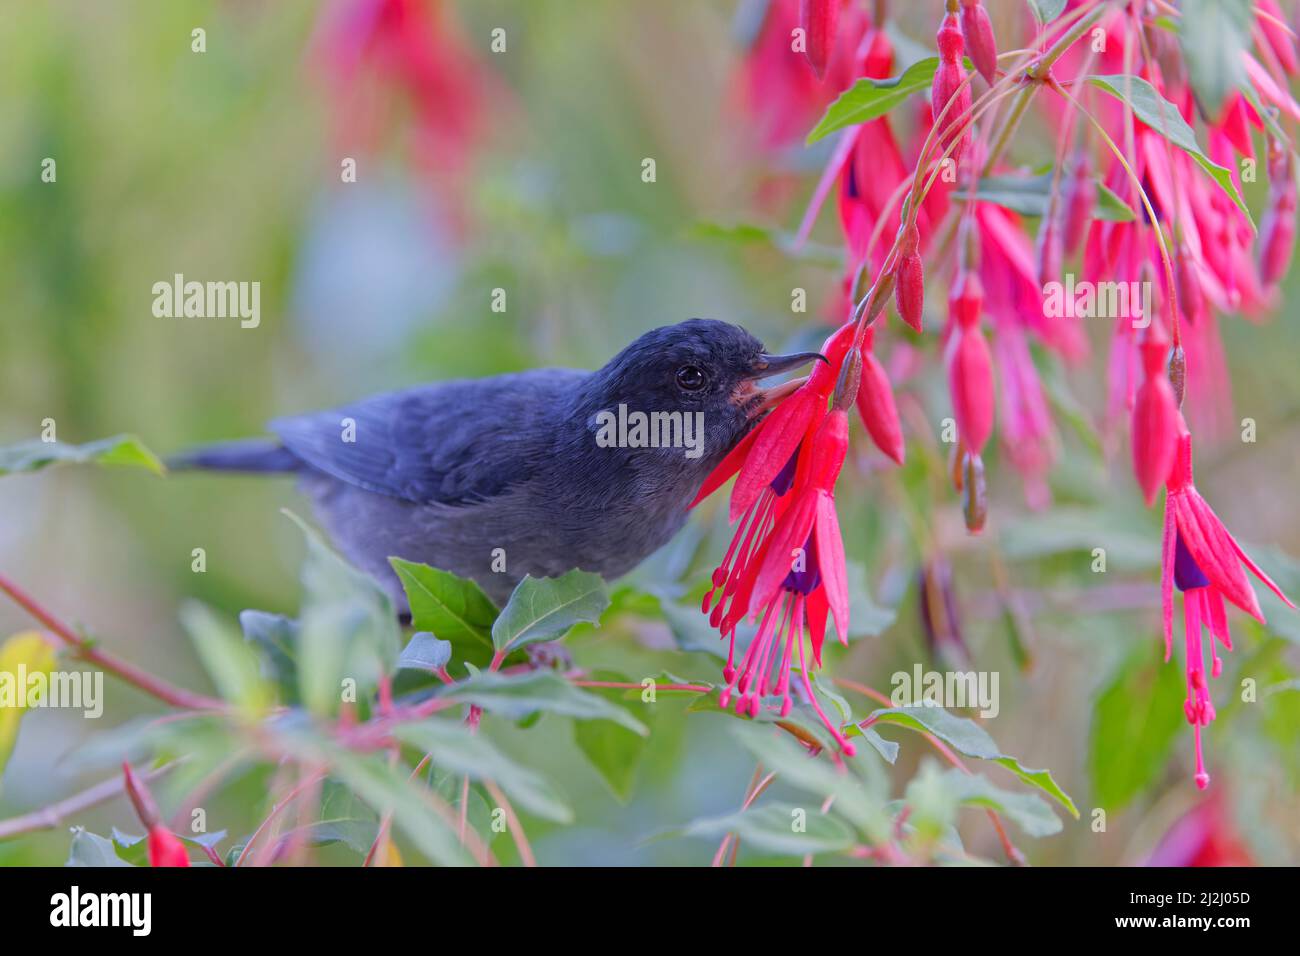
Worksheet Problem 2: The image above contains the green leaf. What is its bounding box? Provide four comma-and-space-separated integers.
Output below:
397, 632, 452, 673
66, 828, 133, 866
274, 781, 378, 855
0, 434, 164, 477
390, 557, 499, 670
1088, 74, 1254, 227
571, 671, 651, 802
490, 570, 609, 654
287, 511, 402, 716
807, 57, 941, 144
945, 770, 1062, 837
238, 610, 300, 704
1089, 647, 1186, 810
323, 747, 473, 866
959, 172, 1135, 222
393, 719, 573, 823
440, 669, 648, 736
180, 602, 273, 714
867, 705, 1079, 817
1028, 0, 1068, 24
688, 222, 843, 266
1178, 0, 1252, 117
684, 802, 856, 856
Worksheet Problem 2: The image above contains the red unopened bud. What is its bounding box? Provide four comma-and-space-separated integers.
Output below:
855, 344, 905, 465
894, 224, 925, 331
1175, 243, 1204, 323
961, 451, 987, 534
1132, 330, 1179, 506
931, 13, 972, 166
1062, 156, 1096, 254
800, 0, 841, 80
147, 825, 191, 868
945, 320, 995, 454
959, 0, 998, 85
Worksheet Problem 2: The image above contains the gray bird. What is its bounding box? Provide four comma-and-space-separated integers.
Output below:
172, 319, 823, 607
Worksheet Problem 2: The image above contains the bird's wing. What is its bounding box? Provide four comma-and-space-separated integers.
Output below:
270, 369, 586, 505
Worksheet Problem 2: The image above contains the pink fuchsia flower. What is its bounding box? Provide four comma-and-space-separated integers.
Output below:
696, 326, 860, 752
696, 323, 854, 633
314, 0, 493, 181
736, 0, 865, 152
717, 405, 855, 754
1146, 791, 1254, 867
1160, 433, 1295, 788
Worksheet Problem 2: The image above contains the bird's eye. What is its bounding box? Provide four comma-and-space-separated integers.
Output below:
675, 365, 706, 391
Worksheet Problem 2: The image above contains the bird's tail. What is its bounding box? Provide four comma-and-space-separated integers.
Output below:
168, 438, 300, 474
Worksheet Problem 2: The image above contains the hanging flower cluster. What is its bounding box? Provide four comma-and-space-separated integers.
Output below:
313, 0, 497, 196
709, 0, 1299, 781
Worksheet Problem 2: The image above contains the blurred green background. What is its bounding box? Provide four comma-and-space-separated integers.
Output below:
1, 0, 1298, 866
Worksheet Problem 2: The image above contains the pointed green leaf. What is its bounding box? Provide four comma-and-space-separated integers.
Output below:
683, 802, 856, 856
807, 57, 941, 144
440, 669, 647, 736
395, 719, 573, 823
491, 570, 609, 654
0, 434, 164, 477
390, 557, 499, 669
1088, 74, 1254, 227
866, 705, 1079, 817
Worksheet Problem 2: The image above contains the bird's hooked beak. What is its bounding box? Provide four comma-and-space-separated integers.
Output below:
738, 350, 827, 419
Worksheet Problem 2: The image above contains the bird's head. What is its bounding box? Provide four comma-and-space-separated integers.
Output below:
578, 318, 825, 476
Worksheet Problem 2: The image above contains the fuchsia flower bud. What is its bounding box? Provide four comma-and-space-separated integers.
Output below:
123, 762, 190, 867
945, 270, 994, 454
1131, 328, 1180, 507
931, 12, 972, 166
1175, 243, 1205, 323
855, 330, 906, 465
894, 223, 925, 331
958, 0, 998, 85
147, 826, 191, 868
799, 0, 841, 80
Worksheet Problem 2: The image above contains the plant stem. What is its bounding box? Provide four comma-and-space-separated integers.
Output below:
0, 571, 225, 711
0, 760, 179, 841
